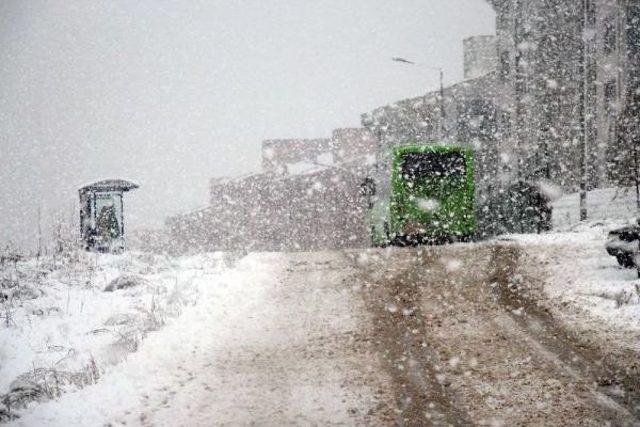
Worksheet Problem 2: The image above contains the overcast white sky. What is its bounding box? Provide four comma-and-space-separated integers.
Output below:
0, 0, 495, 249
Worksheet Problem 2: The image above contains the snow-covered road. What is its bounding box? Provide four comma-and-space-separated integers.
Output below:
10, 243, 640, 426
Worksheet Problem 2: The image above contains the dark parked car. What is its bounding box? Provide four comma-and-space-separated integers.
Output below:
605, 222, 640, 268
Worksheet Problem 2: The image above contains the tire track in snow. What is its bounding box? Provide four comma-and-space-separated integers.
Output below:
348, 244, 639, 426
347, 249, 473, 426
489, 244, 640, 423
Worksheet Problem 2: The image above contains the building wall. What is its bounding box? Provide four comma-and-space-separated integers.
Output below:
492, 1, 585, 187
168, 166, 371, 252
330, 128, 378, 165
627, 2, 640, 93
167, 2, 640, 252
262, 138, 332, 174
489, 0, 637, 190
463, 35, 498, 80
261, 128, 377, 175
167, 128, 376, 252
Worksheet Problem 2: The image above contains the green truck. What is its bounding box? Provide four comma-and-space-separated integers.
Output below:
367, 143, 476, 246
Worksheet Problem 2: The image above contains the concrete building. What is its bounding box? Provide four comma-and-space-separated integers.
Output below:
166, 128, 377, 252
262, 138, 332, 175
487, 0, 640, 188
365, 1, 640, 196
261, 128, 377, 176
330, 128, 378, 165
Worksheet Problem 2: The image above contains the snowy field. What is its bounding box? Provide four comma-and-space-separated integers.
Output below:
0, 250, 234, 422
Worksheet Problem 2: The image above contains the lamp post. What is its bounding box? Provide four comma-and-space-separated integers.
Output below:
391, 57, 446, 139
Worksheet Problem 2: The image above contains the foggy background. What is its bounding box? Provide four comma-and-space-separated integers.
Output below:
0, 0, 495, 249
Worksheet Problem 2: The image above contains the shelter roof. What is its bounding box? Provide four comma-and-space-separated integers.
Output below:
79, 179, 139, 193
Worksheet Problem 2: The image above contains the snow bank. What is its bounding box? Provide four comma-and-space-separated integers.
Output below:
552, 187, 640, 230
0, 250, 231, 422
510, 225, 640, 350
541, 187, 640, 340
7, 252, 285, 426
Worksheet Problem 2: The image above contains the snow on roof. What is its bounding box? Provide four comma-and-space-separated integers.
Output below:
285, 161, 328, 176
79, 179, 140, 193
211, 172, 261, 186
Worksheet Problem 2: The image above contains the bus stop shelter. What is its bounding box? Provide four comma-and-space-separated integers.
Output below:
79, 179, 138, 252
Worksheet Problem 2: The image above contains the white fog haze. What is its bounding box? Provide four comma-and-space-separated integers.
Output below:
0, 0, 494, 248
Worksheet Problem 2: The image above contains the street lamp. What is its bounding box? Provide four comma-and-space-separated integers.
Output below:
391, 57, 446, 139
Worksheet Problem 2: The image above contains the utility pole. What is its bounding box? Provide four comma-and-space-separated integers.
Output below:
439, 68, 446, 140
579, 0, 592, 221
513, 0, 524, 179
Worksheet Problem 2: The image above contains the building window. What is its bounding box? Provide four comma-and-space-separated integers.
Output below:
603, 20, 617, 54
587, 61, 597, 88
628, 4, 640, 91
496, 10, 508, 32
585, 0, 596, 27
628, 4, 640, 56
500, 51, 510, 80
604, 80, 617, 116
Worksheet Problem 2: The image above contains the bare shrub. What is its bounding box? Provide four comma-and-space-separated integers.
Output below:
104, 274, 150, 292
51, 209, 79, 257
0, 358, 101, 420
614, 290, 633, 308
1, 304, 15, 328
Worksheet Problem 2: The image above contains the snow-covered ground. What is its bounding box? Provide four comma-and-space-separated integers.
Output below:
0, 250, 233, 422
511, 224, 640, 354
509, 182, 640, 365
8, 252, 389, 426
532, 187, 640, 346
552, 186, 639, 230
